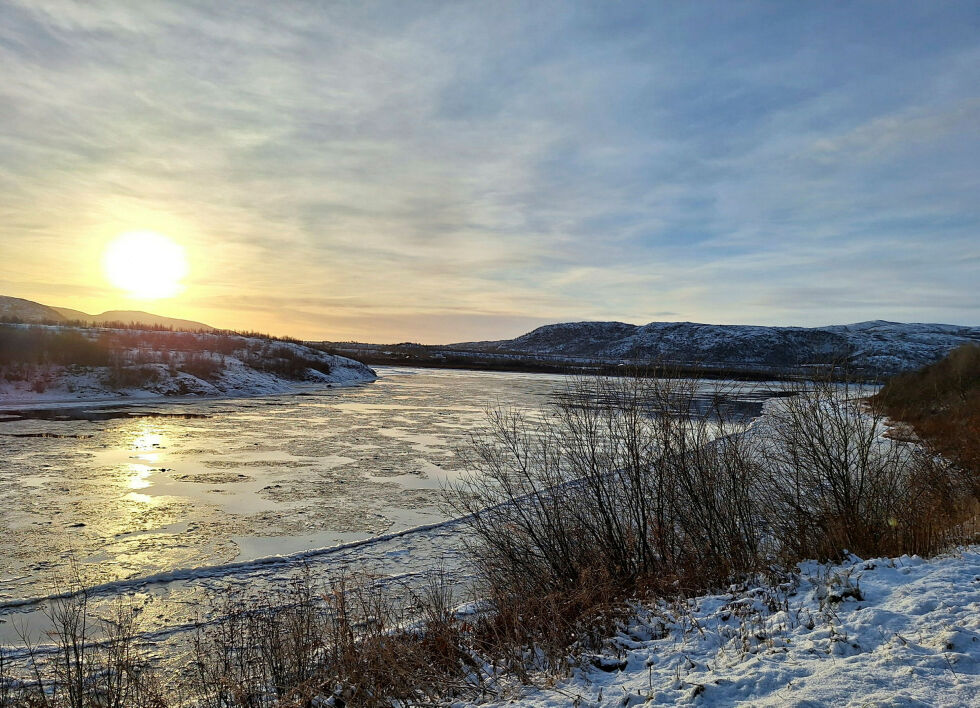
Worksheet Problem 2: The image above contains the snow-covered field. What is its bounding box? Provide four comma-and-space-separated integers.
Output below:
473, 548, 980, 707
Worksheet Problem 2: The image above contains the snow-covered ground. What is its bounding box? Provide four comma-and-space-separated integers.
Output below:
471, 547, 980, 707
0, 325, 376, 406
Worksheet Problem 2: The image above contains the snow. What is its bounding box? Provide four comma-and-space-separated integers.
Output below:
0, 325, 377, 406
457, 320, 980, 376
467, 547, 980, 707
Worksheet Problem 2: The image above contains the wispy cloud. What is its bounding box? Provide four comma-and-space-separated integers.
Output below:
1, 1, 977, 341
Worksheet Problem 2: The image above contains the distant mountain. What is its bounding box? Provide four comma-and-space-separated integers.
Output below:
452, 319, 980, 376
0, 295, 65, 323
0, 295, 213, 331
53, 307, 214, 331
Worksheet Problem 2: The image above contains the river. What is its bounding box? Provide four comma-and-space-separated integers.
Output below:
0, 366, 782, 660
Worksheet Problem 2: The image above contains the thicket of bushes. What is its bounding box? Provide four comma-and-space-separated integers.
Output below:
239, 343, 331, 379
1, 571, 478, 708
754, 378, 974, 560
0, 329, 115, 369
441, 369, 976, 680
1, 354, 976, 706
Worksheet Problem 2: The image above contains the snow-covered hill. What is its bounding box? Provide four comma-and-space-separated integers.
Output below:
472, 547, 980, 707
0, 325, 376, 405
454, 320, 980, 376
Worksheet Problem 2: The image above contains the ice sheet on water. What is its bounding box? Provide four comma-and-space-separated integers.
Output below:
0, 367, 786, 667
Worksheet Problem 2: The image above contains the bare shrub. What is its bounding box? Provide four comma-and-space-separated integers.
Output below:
5, 578, 164, 708
446, 372, 764, 669
188, 569, 481, 708
180, 352, 224, 382
754, 378, 973, 559
240, 343, 332, 380
103, 360, 160, 390
1, 644, 11, 708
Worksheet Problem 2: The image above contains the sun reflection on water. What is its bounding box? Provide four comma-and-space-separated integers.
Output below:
127, 463, 153, 489
119, 425, 171, 500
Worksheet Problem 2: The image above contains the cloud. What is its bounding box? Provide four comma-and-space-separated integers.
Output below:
1, 0, 977, 341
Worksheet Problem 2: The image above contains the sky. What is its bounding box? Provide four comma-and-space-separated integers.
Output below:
1, 1, 978, 343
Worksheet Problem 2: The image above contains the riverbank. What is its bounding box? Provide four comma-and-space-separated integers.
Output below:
0, 324, 377, 407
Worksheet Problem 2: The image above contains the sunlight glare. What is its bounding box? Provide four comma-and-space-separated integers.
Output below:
127, 463, 153, 490
103, 230, 188, 299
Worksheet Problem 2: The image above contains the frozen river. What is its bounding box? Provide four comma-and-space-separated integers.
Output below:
0, 366, 782, 658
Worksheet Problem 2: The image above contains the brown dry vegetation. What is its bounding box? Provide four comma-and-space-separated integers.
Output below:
874, 343, 980, 489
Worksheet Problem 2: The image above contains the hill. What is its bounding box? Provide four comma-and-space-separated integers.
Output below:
451, 319, 980, 377
0, 295, 65, 323
0, 324, 376, 404
52, 306, 214, 331
0, 295, 214, 331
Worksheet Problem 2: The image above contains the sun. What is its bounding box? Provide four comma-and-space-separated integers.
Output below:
103, 231, 188, 299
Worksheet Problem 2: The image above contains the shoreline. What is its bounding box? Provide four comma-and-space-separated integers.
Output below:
0, 364, 797, 413
0, 373, 378, 412
323, 349, 860, 382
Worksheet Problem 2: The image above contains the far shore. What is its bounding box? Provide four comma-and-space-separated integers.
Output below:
0, 376, 375, 413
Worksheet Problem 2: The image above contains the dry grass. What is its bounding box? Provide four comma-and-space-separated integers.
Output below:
1, 573, 167, 708
186, 568, 483, 708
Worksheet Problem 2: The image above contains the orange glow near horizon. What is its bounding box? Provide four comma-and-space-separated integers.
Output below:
103, 231, 188, 300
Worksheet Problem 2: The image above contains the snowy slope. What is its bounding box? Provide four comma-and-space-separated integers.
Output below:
472, 547, 980, 707
0, 295, 65, 322
454, 320, 980, 376
0, 326, 376, 405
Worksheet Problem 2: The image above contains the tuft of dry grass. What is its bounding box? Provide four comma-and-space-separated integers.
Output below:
187, 568, 484, 708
